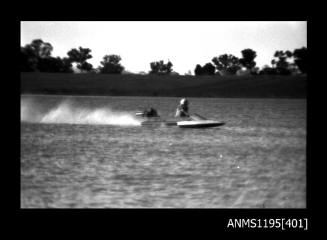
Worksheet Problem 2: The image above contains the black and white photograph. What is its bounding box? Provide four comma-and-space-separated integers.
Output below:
20, 21, 307, 209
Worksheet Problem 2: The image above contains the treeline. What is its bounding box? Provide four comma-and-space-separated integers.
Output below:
21, 39, 307, 76
20, 39, 124, 74
198, 48, 307, 76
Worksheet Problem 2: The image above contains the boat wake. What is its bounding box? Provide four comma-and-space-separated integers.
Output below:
21, 99, 141, 126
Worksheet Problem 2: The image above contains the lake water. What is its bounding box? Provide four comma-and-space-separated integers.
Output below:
20, 95, 306, 208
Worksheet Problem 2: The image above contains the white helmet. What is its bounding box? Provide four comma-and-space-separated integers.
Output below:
180, 98, 188, 105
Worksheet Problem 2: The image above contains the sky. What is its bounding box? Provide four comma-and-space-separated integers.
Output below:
20, 21, 307, 74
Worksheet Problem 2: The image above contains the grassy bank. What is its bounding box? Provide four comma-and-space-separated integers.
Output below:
21, 72, 307, 98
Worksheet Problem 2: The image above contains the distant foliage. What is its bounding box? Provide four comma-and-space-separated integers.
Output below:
21, 39, 73, 73
194, 64, 202, 76
194, 63, 216, 75
21, 47, 38, 71
99, 55, 125, 74
239, 49, 257, 70
212, 54, 241, 75
79, 61, 93, 72
21, 39, 306, 76
67, 47, 93, 72
21, 39, 53, 71
259, 65, 277, 75
260, 48, 301, 75
37, 57, 73, 73
170, 71, 180, 75
61, 57, 74, 73
293, 47, 307, 74
27, 39, 53, 59
67, 47, 92, 62
272, 50, 293, 75
149, 60, 173, 75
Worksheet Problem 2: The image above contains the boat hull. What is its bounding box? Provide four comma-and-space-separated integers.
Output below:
136, 113, 225, 128
177, 120, 225, 128
140, 118, 178, 126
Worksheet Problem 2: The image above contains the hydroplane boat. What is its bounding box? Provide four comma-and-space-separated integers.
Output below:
135, 109, 225, 128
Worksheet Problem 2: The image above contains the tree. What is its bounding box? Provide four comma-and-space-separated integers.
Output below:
20, 39, 75, 73
149, 60, 173, 74
37, 57, 60, 72
61, 57, 74, 73
78, 62, 93, 72
21, 39, 53, 72
67, 47, 92, 63
194, 63, 216, 75
32, 56, 73, 73
26, 39, 53, 59
239, 49, 257, 70
202, 63, 216, 75
21, 39, 74, 73
67, 47, 93, 72
21, 47, 37, 71
194, 64, 203, 75
272, 50, 293, 75
99, 54, 125, 74
166, 61, 173, 74
184, 70, 192, 76
259, 65, 277, 75
212, 54, 241, 75
150, 61, 160, 74
293, 47, 307, 74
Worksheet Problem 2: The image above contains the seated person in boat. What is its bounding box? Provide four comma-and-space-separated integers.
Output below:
175, 98, 190, 117
136, 107, 159, 117
147, 107, 158, 117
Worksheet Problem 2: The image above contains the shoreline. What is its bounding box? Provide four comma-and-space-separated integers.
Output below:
20, 93, 306, 100
21, 72, 307, 99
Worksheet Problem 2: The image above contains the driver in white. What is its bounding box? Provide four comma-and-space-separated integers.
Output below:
175, 98, 190, 117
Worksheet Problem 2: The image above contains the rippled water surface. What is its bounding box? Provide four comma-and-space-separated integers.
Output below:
21, 95, 306, 208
